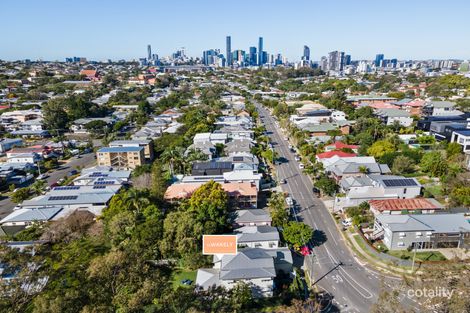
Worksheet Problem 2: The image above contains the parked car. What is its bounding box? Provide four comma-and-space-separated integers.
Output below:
181, 279, 193, 285
342, 218, 352, 227
295, 156, 301, 162
37, 174, 47, 180
281, 179, 287, 184
285, 196, 294, 207
299, 163, 305, 169
67, 170, 78, 177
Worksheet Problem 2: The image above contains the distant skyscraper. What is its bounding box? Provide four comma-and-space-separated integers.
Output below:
326, 51, 346, 71
375, 54, 384, 67
249, 46, 257, 66
226, 36, 232, 66
262, 51, 268, 65
258, 37, 264, 66
344, 54, 351, 66
147, 44, 152, 61
303, 45, 310, 61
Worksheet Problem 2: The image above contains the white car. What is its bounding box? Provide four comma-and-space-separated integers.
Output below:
342, 219, 352, 227
299, 163, 304, 169
295, 156, 301, 162
37, 174, 47, 180
285, 197, 294, 207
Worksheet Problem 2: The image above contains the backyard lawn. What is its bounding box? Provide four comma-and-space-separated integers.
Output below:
171, 268, 197, 289
388, 250, 447, 262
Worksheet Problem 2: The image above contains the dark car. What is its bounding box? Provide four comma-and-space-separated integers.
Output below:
181, 279, 193, 285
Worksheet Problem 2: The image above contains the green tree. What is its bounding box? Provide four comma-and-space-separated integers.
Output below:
151, 162, 168, 200
446, 142, 462, 159
420, 151, 448, 177
391, 155, 415, 174
282, 221, 313, 247
450, 186, 470, 207
188, 181, 229, 233
11, 187, 31, 203
314, 176, 338, 196
161, 147, 185, 175
42, 98, 69, 131
367, 140, 396, 158
230, 282, 253, 312
84, 120, 108, 136
268, 192, 289, 226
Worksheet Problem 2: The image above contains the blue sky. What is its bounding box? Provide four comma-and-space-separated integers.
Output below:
2, 0, 469, 61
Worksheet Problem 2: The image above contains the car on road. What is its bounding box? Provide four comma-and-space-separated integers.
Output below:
299, 163, 305, 169
281, 179, 287, 184
37, 174, 47, 180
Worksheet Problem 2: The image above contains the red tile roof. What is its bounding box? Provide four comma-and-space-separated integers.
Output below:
368, 199, 442, 212
325, 141, 359, 150
316, 150, 357, 159
164, 182, 257, 200
80, 69, 98, 77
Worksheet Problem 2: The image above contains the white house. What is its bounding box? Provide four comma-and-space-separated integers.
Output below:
450, 129, 470, 152
375, 108, 414, 127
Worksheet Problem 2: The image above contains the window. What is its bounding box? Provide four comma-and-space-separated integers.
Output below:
397, 242, 405, 247
416, 232, 422, 237
399, 232, 405, 238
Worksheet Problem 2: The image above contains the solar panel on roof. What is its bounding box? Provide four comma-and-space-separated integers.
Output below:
94, 181, 114, 185
54, 186, 80, 190
48, 195, 78, 201
383, 179, 417, 187
89, 173, 109, 177
233, 156, 244, 162
93, 186, 106, 189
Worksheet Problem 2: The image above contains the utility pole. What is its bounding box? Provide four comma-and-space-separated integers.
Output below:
411, 244, 418, 272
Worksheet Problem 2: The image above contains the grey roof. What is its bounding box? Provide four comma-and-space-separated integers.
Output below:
219, 248, 276, 280
328, 162, 390, 176
192, 161, 232, 171
340, 175, 374, 190
300, 123, 338, 132
369, 175, 421, 188
109, 139, 151, 145
20, 192, 114, 207
376, 213, 470, 233
1, 207, 62, 224
427, 101, 455, 108
264, 247, 293, 267
234, 209, 272, 224
225, 139, 254, 154
234, 225, 279, 243
376, 108, 411, 118
98, 146, 144, 153
195, 268, 220, 289
73, 117, 114, 125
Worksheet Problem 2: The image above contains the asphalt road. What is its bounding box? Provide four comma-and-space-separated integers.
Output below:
0, 153, 96, 220
255, 103, 421, 313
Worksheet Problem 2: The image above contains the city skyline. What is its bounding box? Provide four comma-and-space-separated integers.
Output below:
2, 0, 470, 61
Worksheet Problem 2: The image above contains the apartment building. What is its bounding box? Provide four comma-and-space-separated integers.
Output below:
96, 146, 145, 170
109, 139, 154, 161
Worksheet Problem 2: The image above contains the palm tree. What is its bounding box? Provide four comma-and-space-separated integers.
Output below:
185, 148, 208, 174
125, 188, 150, 213
161, 147, 184, 175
